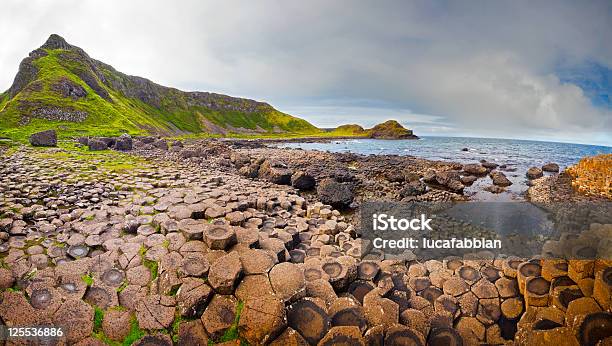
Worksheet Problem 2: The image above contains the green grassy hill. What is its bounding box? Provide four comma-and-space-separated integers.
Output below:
0, 34, 318, 140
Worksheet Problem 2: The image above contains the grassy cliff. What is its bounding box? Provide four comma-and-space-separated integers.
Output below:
0, 35, 318, 140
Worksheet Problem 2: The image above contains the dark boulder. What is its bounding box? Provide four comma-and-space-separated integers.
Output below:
99, 137, 116, 148
88, 139, 107, 151
542, 163, 559, 173
291, 171, 316, 190
481, 161, 499, 170
526, 167, 543, 179
153, 139, 168, 150
317, 178, 354, 209
460, 175, 478, 186
29, 130, 57, 147
114, 134, 132, 151
259, 159, 292, 185
77, 137, 89, 146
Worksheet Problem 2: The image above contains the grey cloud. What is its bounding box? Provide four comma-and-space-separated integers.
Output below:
0, 0, 610, 145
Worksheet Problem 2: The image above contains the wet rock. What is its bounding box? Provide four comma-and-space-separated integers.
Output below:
29, 130, 57, 147
463, 164, 488, 176
399, 180, 427, 197
259, 159, 292, 185
542, 162, 560, 172
526, 167, 543, 179
490, 171, 512, 187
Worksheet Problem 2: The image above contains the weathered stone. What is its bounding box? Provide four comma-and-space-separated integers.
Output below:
29, 130, 57, 147
269, 262, 306, 303
201, 294, 238, 339
239, 296, 286, 345
208, 251, 242, 294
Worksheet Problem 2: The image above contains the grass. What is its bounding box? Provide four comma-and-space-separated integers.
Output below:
91, 313, 146, 346
93, 306, 105, 331
0, 45, 319, 142
139, 245, 159, 280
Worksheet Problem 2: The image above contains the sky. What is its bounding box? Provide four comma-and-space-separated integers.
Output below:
1, 0, 611, 146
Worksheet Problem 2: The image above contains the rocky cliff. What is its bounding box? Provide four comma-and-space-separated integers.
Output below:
0, 34, 318, 138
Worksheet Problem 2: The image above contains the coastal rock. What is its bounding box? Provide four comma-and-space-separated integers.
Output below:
542, 162, 560, 172
463, 164, 488, 176
259, 159, 292, 185
291, 171, 316, 190
526, 167, 543, 179
490, 171, 512, 187
368, 120, 417, 139
29, 130, 57, 147
316, 178, 354, 209
399, 180, 427, 197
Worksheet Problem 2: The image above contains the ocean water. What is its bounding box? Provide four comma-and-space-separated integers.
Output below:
277, 136, 612, 199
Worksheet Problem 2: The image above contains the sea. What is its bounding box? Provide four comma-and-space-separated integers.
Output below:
276, 136, 612, 200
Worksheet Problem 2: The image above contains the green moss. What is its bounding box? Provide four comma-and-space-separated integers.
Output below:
93, 306, 105, 332
81, 273, 94, 286
139, 245, 159, 280
122, 316, 146, 346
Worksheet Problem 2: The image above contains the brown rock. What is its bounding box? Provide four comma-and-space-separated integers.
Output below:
178, 320, 210, 346
135, 295, 175, 330
102, 309, 131, 341
269, 327, 309, 345
318, 326, 365, 346
269, 262, 306, 303
235, 274, 275, 302
384, 324, 425, 346
238, 296, 286, 345
177, 277, 213, 318
208, 251, 242, 294
204, 224, 237, 250
201, 294, 237, 339
287, 298, 330, 344
53, 298, 94, 344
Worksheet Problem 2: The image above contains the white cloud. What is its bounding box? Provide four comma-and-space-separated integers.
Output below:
0, 0, 610, 145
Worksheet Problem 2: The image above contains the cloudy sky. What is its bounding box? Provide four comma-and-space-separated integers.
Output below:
1, 0, 611, 145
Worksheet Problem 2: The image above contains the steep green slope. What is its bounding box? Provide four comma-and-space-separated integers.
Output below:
0, 34, 318, 140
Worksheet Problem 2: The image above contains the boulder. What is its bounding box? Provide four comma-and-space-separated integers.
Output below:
317, 178, 354, 209
291, 171, 316, 190
526, 167, 543, 179
490, 171, 512, 187
463, 164, 488, 176
153, 139, 168, 150
542, 162, 560, 172
88, 139, 107, 151
259, 159, 292, 185
114, 133, 132, 151
29, 130, 57, 147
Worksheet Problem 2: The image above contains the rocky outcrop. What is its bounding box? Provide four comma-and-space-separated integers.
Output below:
29, 130, 57, 147
490, 171, 512, 187
542, 162, 560, 172
367, 120, 418, 139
